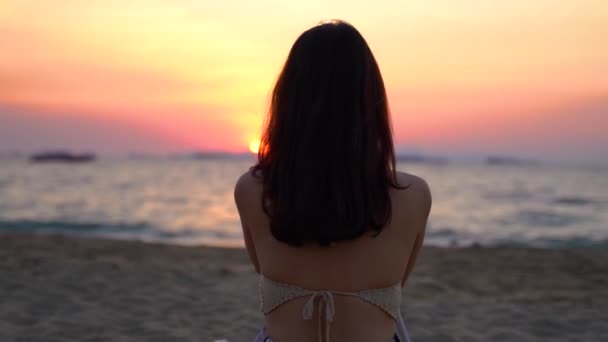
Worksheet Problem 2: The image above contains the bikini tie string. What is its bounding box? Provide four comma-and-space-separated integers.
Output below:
302, 291, 335, 342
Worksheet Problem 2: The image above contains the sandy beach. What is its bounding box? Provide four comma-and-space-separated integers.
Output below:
1, 233, 606, 342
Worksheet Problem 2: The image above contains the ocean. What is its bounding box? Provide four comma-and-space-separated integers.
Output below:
0, 157, 606, 248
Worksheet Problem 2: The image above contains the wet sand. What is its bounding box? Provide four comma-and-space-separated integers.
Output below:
1, 233, 606, 341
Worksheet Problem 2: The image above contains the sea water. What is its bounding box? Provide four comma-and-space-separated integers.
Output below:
0, 157, 606, 248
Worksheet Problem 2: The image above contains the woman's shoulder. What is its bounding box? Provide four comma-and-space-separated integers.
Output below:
394, 171, 432, 212
234, 169, 263, 203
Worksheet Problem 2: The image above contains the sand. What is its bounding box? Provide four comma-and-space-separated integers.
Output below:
1, 233, 607, 342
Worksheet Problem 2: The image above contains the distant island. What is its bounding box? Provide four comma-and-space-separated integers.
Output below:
396, 153, 448, 164
168, 151, 254, 160
0, 151, 23, 160
30, 151, 96, 163
486, 155, 540, 166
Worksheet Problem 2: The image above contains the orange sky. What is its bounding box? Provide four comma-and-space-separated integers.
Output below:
1, 1, 607, 161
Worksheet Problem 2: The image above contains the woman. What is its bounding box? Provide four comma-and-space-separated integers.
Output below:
234, 20, 431, 342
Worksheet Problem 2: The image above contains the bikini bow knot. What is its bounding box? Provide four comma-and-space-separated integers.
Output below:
302, 290, 336, 342
302, 290, 335, 321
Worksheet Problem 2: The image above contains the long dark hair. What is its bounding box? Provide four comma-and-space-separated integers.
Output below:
253, 20, 404, 246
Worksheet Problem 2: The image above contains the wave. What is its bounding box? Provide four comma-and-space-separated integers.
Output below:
482, 190, 533, 201
2, 219, 607, 249
511, 210, 587, 227
494, 236, 608, 249
0, 220, 149, 233
553, 196, 605, 206
0, 219, 244, 247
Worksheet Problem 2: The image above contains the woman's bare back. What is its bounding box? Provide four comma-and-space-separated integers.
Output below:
234, 171, 431, 342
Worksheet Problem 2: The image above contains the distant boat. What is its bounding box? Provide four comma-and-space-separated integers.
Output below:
30, 151, 96, 163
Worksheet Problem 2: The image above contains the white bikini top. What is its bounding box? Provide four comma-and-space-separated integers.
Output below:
259, 274, 402, 342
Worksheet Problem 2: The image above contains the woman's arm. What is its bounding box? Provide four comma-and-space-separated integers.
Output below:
234, 173, 261, 273
401, 177, 432, 286
240, 220, 260, 273
401, 231, 425, 286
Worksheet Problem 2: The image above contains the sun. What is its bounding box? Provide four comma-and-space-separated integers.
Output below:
249, 139, 261, 154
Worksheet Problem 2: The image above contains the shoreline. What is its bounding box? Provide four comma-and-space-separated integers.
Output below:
2, 232, 607, 341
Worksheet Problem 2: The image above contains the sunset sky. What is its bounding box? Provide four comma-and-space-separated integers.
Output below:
1, 0, 607, 162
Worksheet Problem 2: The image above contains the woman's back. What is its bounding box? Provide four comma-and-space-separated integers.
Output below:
234, 20, 432, 342
235, 171, 431, 342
